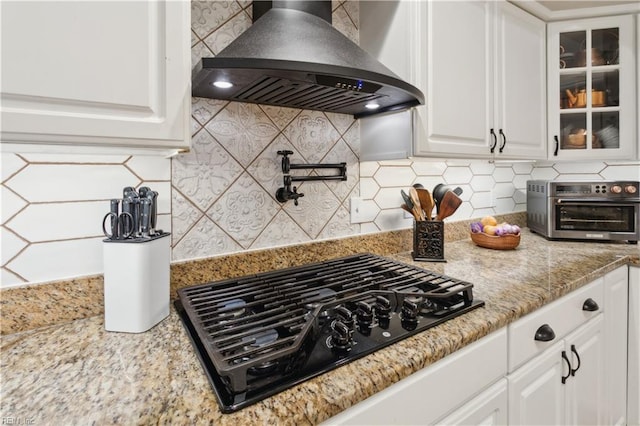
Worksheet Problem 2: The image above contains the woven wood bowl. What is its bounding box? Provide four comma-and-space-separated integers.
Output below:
470, 232, 521, 250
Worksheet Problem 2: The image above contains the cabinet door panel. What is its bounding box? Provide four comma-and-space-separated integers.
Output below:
415, 1, 493, 156
628, 265, 640, 425
496, 3, 546, 159
565, 315, 605, 426
547, 15, 636, 160
1, 1, 190, 149
508, 341, 566, 425
604, 266, 629, 425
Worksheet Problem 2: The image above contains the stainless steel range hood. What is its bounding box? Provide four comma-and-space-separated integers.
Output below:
191, 1, 424, 119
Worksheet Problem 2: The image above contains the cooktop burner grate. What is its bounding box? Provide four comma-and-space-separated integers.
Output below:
176, 253, 484, 412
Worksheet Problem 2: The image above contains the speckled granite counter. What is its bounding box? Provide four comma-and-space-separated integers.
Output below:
1, 230, 638, 425
1, 213, 524, 336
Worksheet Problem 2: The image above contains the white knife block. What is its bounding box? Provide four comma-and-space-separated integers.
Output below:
103, 233, 170, 333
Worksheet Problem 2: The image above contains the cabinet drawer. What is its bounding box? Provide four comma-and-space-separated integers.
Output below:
508, 277, 604, 372
323, 329, 507, 425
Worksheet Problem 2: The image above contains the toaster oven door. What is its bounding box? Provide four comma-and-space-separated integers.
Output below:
551, 199, 638, 240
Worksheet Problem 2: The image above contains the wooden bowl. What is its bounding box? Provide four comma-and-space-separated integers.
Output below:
470, 232, 521, 250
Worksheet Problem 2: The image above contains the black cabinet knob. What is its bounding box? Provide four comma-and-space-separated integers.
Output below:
534, 323, 556, 342
582, 298, 599, 312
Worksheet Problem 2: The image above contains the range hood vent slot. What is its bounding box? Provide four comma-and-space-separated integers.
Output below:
231, 76, 383, 111
191, 1, 424, 118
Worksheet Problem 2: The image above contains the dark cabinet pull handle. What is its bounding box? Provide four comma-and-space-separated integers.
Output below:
561, 350, 571, 384
499, 129, 507, 153
570, 344, 581, 376
534, 323, 556, 342
554, 135, 559, 156
490, 128, 497, 153
582, 298, 599, 312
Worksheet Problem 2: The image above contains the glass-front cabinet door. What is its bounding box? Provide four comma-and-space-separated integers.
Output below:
547, 15, 636, 160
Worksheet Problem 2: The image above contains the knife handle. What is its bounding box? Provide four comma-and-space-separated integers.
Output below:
110, 199, 120, 215
138, 186, 151, 198
122, 197, 140, 238
140, 198, 151, 238
148, 191, 158, 232
123, 186, 137, 198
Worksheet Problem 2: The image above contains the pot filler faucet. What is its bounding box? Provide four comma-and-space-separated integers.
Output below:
275, 150, 347, 205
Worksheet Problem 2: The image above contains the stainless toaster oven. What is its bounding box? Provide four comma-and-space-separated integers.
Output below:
527, 180, 639, 243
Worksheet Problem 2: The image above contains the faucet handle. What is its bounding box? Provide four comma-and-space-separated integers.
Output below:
276, 175, 305, 205
277, 150, 294, 173
290, 186, 304, 206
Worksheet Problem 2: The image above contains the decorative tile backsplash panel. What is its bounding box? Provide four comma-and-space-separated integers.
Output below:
1, 0, 639, 288
175, 0, 362, 262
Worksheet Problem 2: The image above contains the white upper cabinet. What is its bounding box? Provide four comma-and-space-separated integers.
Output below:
495, 2, 547, 159
414, 1, 494, 157
413, 1, 546, 160
0, 1, 191, 153
547, 15, 636, 160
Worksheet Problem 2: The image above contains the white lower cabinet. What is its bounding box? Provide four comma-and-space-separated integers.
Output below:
435, 378, 508, 425
322, 329, 507, 425
508, 266, 628, 426
605, 266, 630, 426
508, 315, 605, 425
629, 266, 640, 426
508, 340, 566, 425
324, 266, 632, 425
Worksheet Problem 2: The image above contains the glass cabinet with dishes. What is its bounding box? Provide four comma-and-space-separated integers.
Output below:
547, 15, 636, 160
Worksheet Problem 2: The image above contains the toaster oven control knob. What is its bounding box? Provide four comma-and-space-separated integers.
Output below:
374, 296, 392, 320
625, 184, 637, 194
330, 320, 352, 352
611, 185, 623, 194
335, 306, 354, 330
355, 301, 373, 326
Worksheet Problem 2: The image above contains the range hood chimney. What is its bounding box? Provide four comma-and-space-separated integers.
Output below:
191, 1, 424, 119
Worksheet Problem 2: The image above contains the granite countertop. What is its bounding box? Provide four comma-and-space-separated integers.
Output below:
1, 230, 638, 425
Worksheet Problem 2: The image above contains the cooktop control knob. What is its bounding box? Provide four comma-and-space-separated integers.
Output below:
611, 185, 623, 194
374, 296, 392, 320
401, 298, 420, 326
355, 301, 373, 326
625, 184, 637, 194
330, 320, 353, 352
334, 306, 354, 330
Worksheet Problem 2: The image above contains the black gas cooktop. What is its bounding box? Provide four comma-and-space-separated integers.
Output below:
175, 253, 484, 412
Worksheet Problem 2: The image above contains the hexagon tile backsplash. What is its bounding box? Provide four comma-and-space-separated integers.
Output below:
2, 0, 639, 288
